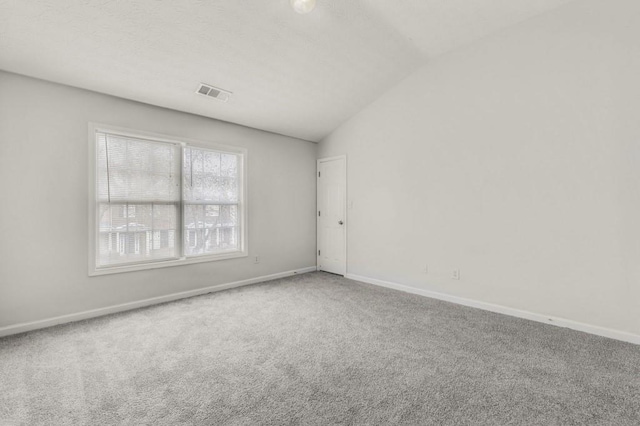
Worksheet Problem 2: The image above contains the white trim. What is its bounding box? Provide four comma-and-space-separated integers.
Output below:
317, 155, 347, 276
346, 273, 640, 346
0, 267, 317, 338
318, 155, 348, 163
89, 123, 246, 153
89, 251, 248, 276
87, 123, 249, 276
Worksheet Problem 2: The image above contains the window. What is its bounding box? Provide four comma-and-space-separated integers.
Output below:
89, 125, 246, 275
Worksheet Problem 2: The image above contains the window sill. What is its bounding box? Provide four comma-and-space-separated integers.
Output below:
89, 250, 247, 276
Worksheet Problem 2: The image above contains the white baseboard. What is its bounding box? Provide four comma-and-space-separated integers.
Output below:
346, 273, 640, 346
0, 266, 317, 338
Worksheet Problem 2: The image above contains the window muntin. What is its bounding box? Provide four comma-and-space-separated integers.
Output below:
93, 128, 246, 273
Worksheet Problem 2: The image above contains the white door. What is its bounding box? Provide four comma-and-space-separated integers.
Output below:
317, 156, 346, 275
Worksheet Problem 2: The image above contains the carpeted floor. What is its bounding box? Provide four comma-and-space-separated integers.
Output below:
1, 272, 639, 425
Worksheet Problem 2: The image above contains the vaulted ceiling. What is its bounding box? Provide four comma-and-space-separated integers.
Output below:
0, 0, 574, 142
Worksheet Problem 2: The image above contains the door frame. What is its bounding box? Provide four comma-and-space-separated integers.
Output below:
317, 155, 347, 275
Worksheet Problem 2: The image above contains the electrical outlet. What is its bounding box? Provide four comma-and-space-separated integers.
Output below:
254, 256, 260, 264
424, 264, 429, 274
452, 269, 460, 280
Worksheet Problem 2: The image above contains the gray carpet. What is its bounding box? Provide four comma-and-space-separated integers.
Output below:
1, 272, 639, 425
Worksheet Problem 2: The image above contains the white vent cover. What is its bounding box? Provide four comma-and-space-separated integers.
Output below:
196, 83, 231, 102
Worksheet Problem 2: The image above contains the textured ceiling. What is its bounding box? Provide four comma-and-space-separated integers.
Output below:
0, 0, 574, 142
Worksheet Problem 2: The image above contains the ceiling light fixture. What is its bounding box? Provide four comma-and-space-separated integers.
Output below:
291, 0, 316, 14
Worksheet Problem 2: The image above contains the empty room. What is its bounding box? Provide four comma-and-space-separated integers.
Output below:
1, 0, 639, 424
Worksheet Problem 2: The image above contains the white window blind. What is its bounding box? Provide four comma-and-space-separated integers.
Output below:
96, 133, 181, 267
93, 128, 246, 273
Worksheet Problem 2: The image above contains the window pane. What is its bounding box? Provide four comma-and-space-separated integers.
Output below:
184, 204, 203, 256
204, 151, 220, 175
184, 204, 238, 256
191, 148, 204, 174
153, 204, 177, 230
183, 147, 240, 204
97, 202, 179, 266
221, 153, 237, 177
221, 177, 238, 203
182, 146, 242, 257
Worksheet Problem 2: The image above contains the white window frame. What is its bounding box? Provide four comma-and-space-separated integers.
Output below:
88, 123, 248, 276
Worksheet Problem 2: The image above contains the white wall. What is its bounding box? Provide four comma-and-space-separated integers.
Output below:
320, 0, 640, 336
0, 71, 317, 329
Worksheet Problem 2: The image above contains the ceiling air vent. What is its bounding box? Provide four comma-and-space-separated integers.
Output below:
196, 83, 231, 102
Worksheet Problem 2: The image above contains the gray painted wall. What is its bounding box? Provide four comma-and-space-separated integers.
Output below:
0, 71, 317, 328
320, 0, 640, 337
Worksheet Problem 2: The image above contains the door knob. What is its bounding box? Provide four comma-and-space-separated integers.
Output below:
338, 220, 344, 225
